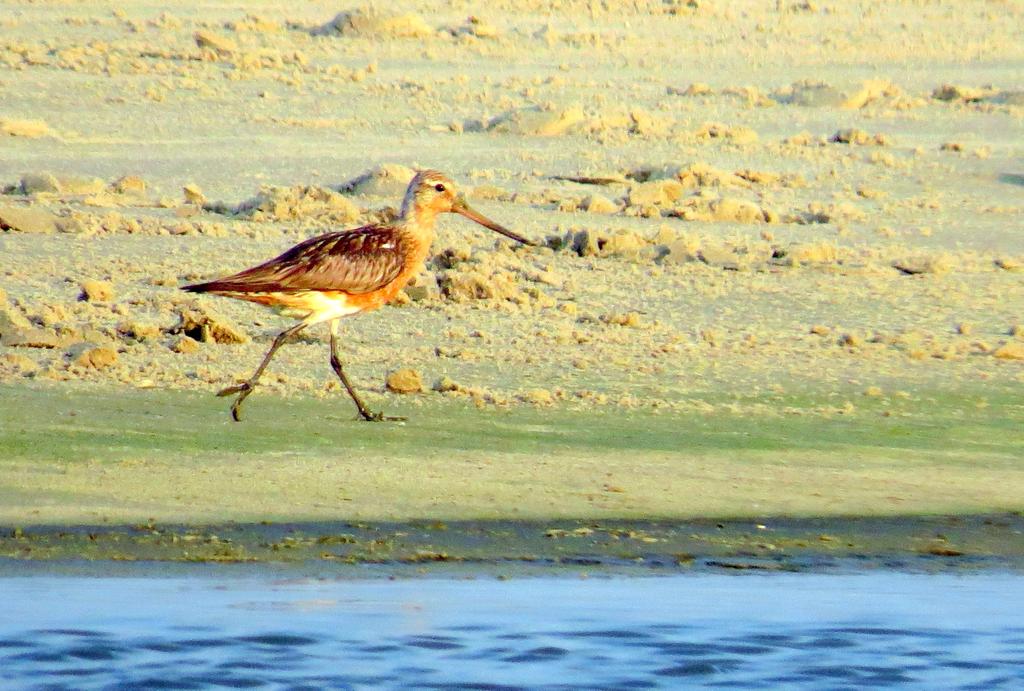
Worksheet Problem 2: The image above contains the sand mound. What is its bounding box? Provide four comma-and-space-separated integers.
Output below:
830, 128, 890, 146
693, 122, 758, 145
893, 254, 955, 275
474, 104, 586, 137
932, 84, 999, 103
560, 229, 653, 259
214, 185, 361, 223
385, 368, 424, 393
772, 79, 915, 109
339, 164, 416, 197
17, 172, 105, 196
1, 118, 53, 138
427, 245, 556, 308
314, 7, 434, 39
0, 205, 60, 234
0, 302, 33, 344
667, 196, 774, 224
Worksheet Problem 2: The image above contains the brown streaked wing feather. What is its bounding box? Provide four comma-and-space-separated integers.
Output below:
195, 227, 407, 295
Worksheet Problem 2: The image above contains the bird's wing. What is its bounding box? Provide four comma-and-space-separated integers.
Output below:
189, 227, 408, 295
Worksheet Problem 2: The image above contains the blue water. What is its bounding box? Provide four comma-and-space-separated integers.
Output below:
1, 574, 1022, 689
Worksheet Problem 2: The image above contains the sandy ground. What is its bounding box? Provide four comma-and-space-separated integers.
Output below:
0, 2, 1022, 550
1, 0, 1022, 414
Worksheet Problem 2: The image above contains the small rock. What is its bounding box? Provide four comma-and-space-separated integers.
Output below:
74, 346, 118, 369
79, 279, 115, 302
386, 368, 424, 394
810, 325, 831, 336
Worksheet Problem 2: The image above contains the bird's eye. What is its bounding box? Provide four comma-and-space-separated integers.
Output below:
434, 183, 446, 192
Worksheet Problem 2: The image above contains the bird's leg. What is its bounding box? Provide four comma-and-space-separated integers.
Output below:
218, 322, 307, 421
329, 322, 406, 423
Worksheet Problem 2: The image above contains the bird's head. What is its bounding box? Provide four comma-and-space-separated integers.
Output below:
401, 170, 535, 246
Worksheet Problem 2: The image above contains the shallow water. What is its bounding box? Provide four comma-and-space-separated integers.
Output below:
1, 574, 1023, 689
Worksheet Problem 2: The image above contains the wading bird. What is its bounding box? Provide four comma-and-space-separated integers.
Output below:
184, 170, 534, 422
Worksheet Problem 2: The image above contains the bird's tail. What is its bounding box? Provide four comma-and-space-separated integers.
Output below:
181, 281, 214, 293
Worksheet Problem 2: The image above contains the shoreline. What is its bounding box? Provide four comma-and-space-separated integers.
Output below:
3, 513, 1023, 577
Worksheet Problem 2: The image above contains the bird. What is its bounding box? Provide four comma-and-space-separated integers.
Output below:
183, 169, 535, 422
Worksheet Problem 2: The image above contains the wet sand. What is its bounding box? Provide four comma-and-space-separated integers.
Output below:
1, 1, 1023, 567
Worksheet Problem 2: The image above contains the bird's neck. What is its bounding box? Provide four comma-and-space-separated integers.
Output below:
398, 200, 440, 243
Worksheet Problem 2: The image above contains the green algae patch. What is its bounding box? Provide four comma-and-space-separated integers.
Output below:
0, 383, 1021, 527
3, 515, 1023, 575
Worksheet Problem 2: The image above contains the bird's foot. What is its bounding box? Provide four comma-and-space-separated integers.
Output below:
217, 381, 254, 422
359, 409, 407, 423
217, 381, 252, 397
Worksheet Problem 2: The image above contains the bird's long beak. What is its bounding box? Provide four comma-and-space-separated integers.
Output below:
452, 196, 536, 246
